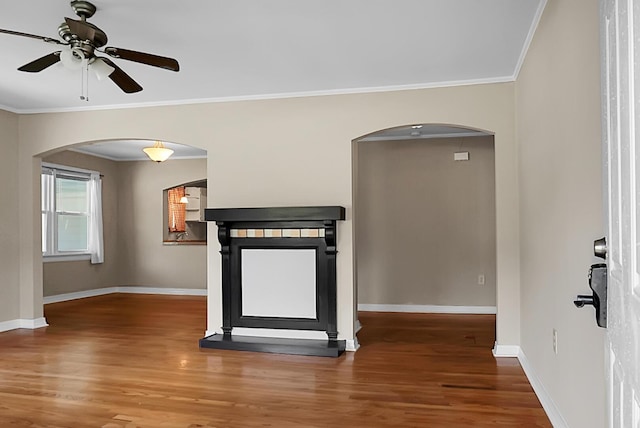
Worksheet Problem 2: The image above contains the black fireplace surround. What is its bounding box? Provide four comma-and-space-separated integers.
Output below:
199, 206, 346, 357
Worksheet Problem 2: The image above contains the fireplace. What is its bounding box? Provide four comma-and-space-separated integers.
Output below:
199, 206, 346, 357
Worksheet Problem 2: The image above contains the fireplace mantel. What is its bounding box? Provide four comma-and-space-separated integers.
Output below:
200, 206, 346, 357
204, 206, 345, 223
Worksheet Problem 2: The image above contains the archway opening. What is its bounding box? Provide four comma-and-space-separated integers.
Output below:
37, 138, 209, 315
352, 124, 497, 347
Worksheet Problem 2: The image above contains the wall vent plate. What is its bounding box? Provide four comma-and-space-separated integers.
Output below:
454, 152, 470, 161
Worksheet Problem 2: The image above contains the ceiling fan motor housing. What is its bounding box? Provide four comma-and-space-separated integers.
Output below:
58, 21, 107, 48
70, 0, 96, 19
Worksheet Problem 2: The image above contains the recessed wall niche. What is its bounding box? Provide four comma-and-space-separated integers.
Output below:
163, 179, 207, 244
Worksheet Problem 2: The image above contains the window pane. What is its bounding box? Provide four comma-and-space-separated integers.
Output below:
41, 173, 51, 210
57, 214, 88, 252
42, 212, 47, 253
56, 178, 88, 213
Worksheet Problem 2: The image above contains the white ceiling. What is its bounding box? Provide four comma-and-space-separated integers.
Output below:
71, 139, 207, 161
358, 124, 492, 142
0, 0, 545, 114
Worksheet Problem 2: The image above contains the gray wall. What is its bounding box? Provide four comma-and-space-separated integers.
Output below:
356, 136, 496, 307
516, 0, 605, 425
42, 151, 121, 295
0, 109, 19, 322
116, 158, 207, 289
41, 151, 207, 296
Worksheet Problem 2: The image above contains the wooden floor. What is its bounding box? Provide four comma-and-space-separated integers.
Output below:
0, 294, 550, 427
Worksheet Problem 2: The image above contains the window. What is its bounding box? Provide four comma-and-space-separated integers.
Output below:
42, 163, 104, 263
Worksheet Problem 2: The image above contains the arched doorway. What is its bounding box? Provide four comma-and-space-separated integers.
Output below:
352, 124, 497, 343
37, 138, 208, 316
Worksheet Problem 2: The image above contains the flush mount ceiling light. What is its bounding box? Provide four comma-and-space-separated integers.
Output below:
143, 141, 174, 162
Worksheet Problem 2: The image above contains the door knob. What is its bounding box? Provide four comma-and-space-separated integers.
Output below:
573, 295, 594, 308
594, 237, 607, 260
574, 263, 607, 328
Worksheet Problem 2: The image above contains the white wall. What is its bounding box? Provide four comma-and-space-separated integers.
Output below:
0, 109, 19, 323
356, 136, 496, 307
16, 83, 520, 347
516, 0, 605, 425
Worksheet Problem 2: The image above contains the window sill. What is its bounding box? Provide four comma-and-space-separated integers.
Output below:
163, 240, 207, 246
43, 254, 91, 263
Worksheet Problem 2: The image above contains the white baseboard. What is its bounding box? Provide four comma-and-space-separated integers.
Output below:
0, 320, 19, 333
492, 343, 521, 357
0, 317, 49, 333
517, 348, 569, 428
358, 303, 497, 314
21, 317, 49, 329
43, 287, 118, 304
44, 286, 207, 304
491, 344, 568, 427
346, 337, 359, 352
118, 286, 207, 296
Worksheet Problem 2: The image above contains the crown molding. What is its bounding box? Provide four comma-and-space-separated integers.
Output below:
8, 75, 515, 115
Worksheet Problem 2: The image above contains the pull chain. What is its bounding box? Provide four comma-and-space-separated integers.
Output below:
80, 61, 89, 101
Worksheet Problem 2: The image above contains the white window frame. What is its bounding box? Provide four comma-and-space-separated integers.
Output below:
42, 162, 99, 262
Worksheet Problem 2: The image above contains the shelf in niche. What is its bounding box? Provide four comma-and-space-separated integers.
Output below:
162, 240, 207, 246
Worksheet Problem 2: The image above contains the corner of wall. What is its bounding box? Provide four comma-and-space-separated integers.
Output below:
514, 0, 605, 426
513, 0, 549, 80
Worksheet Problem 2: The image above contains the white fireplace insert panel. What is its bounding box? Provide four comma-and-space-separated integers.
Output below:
241, 249, 317, 318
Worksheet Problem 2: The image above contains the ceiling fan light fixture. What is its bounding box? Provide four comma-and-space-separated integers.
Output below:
1, 0, 180, 96
60, 46, 86, 70
143, 141, 174, 162
91, 58, 114, 80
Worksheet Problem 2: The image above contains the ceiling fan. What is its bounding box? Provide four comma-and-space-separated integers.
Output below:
0, 0, 180, 94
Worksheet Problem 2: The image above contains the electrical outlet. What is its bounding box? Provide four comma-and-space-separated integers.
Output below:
553, 329, 558, 354
478, 274, 485, 285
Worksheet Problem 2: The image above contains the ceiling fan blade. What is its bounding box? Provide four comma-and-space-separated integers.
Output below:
18, 51, 61, 72
64, 17, 99, 43
99, 57, 142, 93
104, 47, 179, 72
0, 28, 63, 45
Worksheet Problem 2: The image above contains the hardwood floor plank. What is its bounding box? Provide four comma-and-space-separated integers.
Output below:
0, 294, 551, 427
